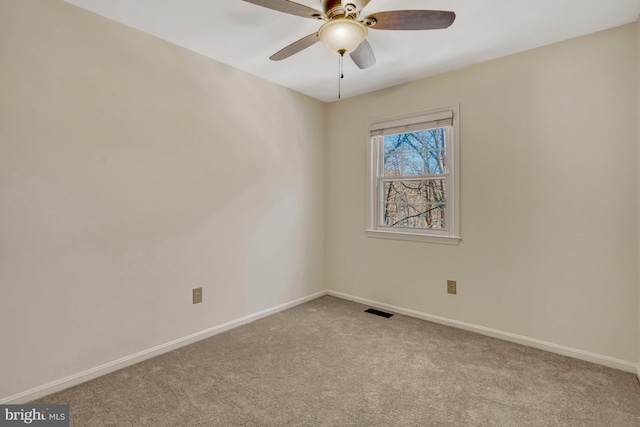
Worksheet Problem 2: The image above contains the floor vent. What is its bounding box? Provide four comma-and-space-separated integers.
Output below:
365, 308, 393, 318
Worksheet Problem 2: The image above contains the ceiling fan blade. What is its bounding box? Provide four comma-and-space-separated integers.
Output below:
364, 10, 455, 31
349, 39, 376, 69
270, 33, 320, 61
242, 0, 323, 19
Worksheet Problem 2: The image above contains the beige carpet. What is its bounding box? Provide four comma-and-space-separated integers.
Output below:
33, 296, 640, 426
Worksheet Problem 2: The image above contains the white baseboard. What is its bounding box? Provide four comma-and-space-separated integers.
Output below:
4, 288, 636, 404
328, 290, 638, 374
1, 290, 328, 404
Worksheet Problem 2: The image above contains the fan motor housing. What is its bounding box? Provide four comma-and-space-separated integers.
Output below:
322, 0, 345, 18
341, 0, 368, 13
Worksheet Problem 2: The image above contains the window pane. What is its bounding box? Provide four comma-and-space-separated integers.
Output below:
383, 135, 401, 154
426, 150, 446, 174
402, 152, 425, 175
401, 133, 423, 152
383, 128, 447, 177
424, 128, 446, 150
383, 152, 401, 176
381, 179, 447, 229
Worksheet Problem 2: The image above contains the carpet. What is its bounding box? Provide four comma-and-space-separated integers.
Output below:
33, 296, 640, 426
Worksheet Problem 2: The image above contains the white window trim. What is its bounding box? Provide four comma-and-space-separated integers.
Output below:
366, 104, 461, 245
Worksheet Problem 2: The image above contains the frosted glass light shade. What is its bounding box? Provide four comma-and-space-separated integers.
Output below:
318, 18, 368, 55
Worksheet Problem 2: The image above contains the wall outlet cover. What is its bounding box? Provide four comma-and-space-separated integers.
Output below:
447, 280, 457, 295
193, 287, 203, 304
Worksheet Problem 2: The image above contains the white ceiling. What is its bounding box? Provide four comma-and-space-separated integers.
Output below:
63, 0, 640, 103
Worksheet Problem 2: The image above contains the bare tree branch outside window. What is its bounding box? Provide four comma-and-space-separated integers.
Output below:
381, 128, 448, 230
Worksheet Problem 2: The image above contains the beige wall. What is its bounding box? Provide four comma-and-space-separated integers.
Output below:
0, 0, 326, 399
326, 24, 639, 363
1, 0, 638, 402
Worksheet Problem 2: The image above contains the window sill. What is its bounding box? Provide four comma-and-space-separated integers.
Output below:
365, 229, 461, 245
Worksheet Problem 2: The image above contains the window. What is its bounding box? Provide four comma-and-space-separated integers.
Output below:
366, 105, 460, 244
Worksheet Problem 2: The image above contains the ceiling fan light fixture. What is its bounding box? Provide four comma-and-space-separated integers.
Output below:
318, 18, 367, 55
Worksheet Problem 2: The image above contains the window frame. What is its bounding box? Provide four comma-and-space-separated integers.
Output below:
366, 104, 461, 245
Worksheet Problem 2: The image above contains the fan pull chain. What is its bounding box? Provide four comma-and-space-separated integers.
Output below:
338, 49, 346, 100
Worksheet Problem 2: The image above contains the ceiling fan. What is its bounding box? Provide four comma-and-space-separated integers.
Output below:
242, 0, 456, 69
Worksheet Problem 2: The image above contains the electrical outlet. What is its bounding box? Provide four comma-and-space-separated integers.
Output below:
447, 280, 457, 295
193, 287, 202, 304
